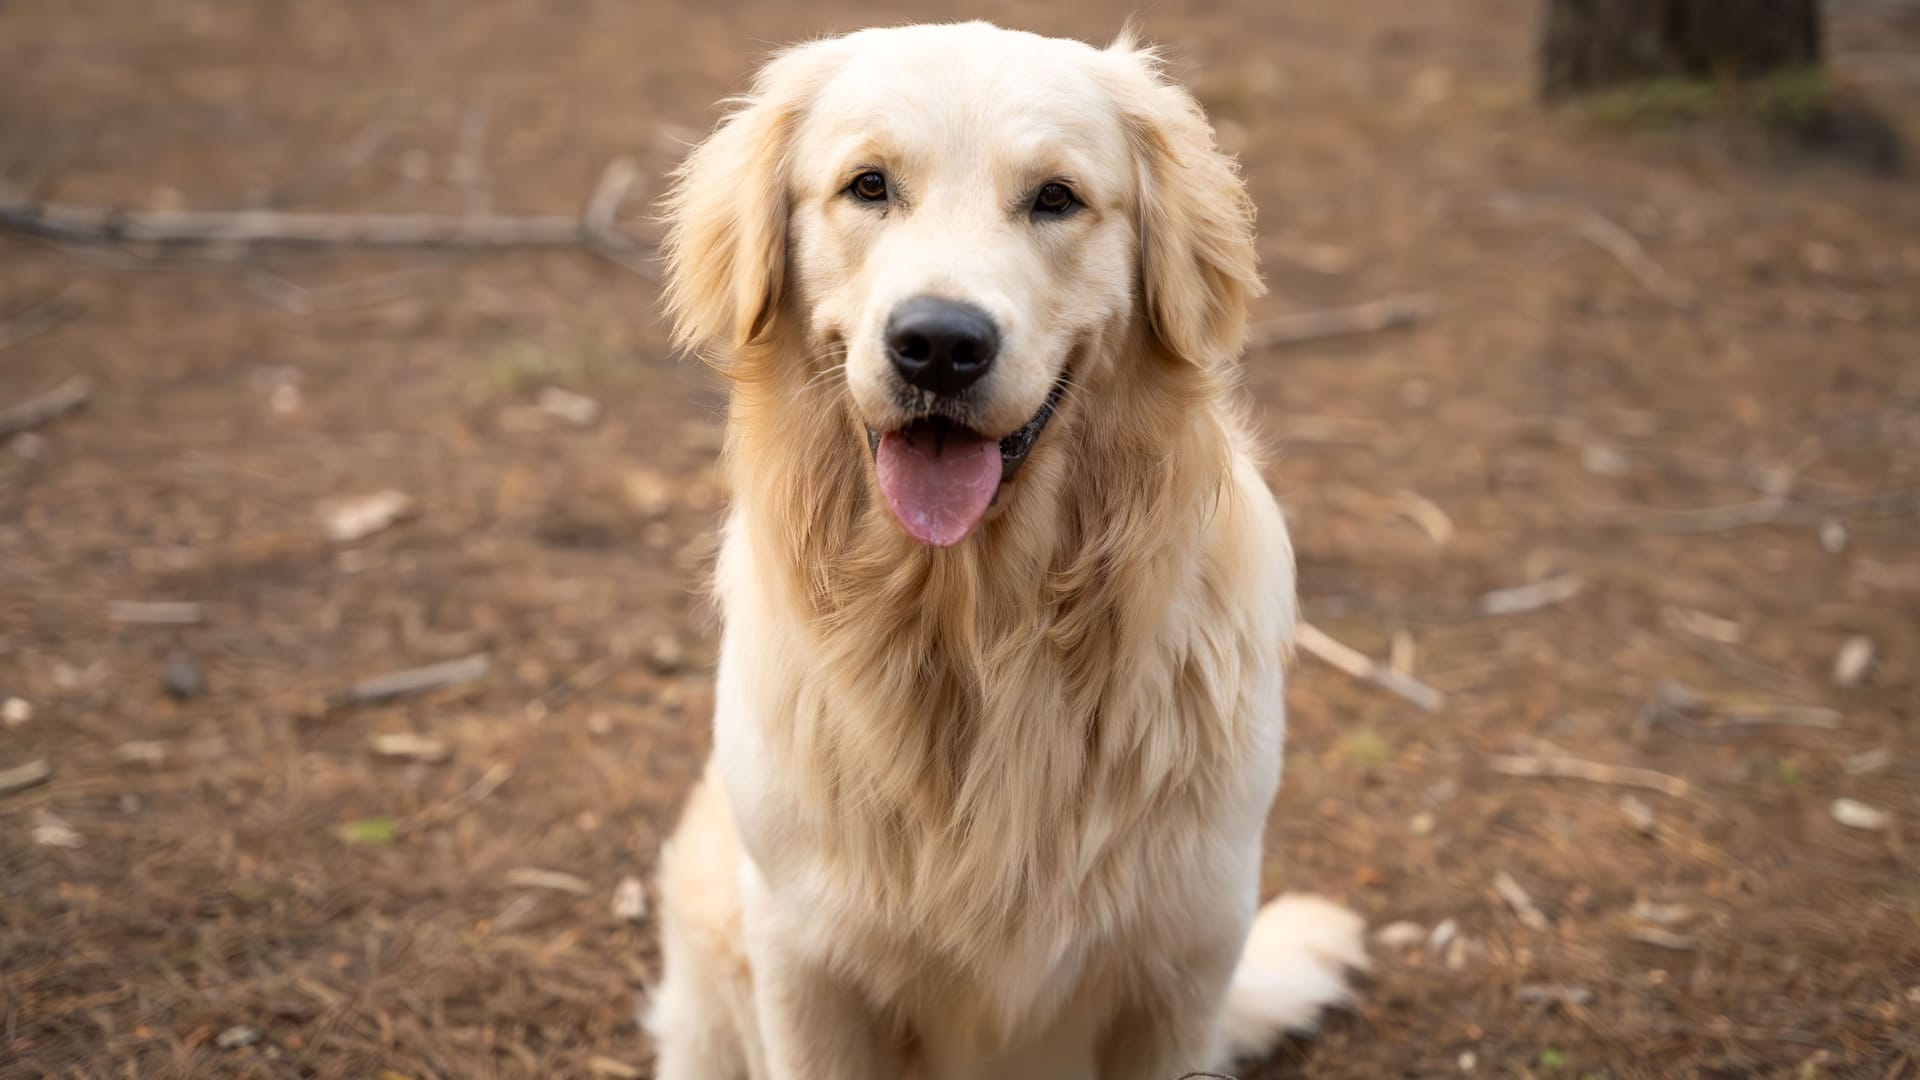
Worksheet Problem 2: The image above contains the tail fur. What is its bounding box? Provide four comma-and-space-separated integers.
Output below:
1209, 893, 1369, 1069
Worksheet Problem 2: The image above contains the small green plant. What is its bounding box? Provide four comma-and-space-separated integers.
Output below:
338, 816, 399, 845
1337, 729, 1394, 768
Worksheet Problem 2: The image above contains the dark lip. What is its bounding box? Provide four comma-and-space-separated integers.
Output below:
864, 373, 1069, 485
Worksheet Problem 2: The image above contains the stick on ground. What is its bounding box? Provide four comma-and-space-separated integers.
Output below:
1297, 621, 1445, 712
1248, 295, 1432, 349
0, 376, 90, 439
1489, 752, 1690, 798
0, 158, 650, 265
0, 757, 53, 797
329, 653, 490, 707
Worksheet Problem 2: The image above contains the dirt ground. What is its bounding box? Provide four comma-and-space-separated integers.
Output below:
3, 0, 1918, 1077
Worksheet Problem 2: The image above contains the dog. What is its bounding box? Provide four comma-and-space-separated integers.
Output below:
646, 22, 1367, 1080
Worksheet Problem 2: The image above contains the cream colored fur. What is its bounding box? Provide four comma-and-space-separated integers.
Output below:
647, 22, 1366, 1080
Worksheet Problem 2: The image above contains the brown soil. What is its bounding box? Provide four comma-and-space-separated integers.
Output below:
3, 1, 1917, 1077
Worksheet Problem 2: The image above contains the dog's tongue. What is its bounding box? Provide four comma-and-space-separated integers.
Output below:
875, 424, 1001, 547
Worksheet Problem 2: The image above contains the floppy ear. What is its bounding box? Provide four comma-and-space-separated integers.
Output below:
1103, 37, 1265, 369
661, 44, 837, 355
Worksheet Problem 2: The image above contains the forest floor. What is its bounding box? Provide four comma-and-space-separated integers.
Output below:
3, 0, 1918, 1076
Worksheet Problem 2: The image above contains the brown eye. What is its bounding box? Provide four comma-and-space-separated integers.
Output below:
850, 171, 889, 203
1033, 182, 1076, 216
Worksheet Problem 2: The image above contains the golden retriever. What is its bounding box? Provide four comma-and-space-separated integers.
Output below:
647, 22, 1367, 1080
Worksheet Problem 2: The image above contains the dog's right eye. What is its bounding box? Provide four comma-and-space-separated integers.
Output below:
849, 171, 889, 203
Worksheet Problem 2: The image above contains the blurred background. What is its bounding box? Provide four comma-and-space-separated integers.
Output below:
2, 1, 1917, 1077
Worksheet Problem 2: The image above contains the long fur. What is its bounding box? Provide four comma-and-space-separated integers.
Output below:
648, 23, 1366, 1080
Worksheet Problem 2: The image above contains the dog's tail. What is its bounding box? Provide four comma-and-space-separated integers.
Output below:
1209, 894, 1370, 1069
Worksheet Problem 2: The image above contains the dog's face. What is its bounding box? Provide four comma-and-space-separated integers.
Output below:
665, 23, 1261, 548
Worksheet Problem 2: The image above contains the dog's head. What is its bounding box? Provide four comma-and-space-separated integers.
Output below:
664, 22, 1260, 548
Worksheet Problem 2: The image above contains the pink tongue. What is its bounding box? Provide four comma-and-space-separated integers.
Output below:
875, 425, 1002, 547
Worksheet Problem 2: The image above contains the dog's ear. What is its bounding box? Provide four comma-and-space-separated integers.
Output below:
661, 43, 838, 355
1102, 35, 1264, 369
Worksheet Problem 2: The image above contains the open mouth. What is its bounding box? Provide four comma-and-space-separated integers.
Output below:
864, 377, 1067, 547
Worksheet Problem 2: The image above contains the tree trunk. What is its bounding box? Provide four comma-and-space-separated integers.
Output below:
1541, 0, 1823, 101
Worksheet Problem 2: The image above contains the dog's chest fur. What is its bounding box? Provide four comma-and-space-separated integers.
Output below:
712, 417, 1295, 1054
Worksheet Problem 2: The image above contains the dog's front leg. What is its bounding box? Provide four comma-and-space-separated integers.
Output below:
748, 941, 899, 1080
1096, 932, 1244, 1080
743, 876, 899, 1080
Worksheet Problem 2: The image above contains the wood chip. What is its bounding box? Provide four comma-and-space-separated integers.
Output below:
1476, 574, 1583, 617
1517, 984, 1595, 1006
1833, 636, 1876, 688
1393, 490, 1454, 545
1372, 920, 1426, 949
1618, 794, 1658, 835
646, 634, 687, 675
329, 653, 489, 707
215, 1025, 261, 1050
1628, 927, 1698, 951
368, 732, 452, 764
0, 757, 52, 796
1, 697, 30, 727
612, 876, 648, 923
109, 600, 204, 625
1489, 753, 1690, 798
587, 1057, 643, 1080
1631, 900, 1697, 927
1844, 748, 1892, 776
1427, 918, 1459, 954
32, 811, 82, 848
506, 867, 593, 895
1296, 621, 1444, 713
1493, 870, 1550, 931
116, 741, 168, 766
536, 387, 600, 426
1830, 798, 1891, 831
1819, 518, 1848, 553
1660, 606, 1742, 645
623, 469, 674, 519
319, 490, 414, 543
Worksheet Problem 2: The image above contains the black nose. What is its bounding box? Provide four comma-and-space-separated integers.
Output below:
885, 296, 998, 396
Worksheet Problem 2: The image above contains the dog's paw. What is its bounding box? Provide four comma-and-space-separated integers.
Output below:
1211, 893, 1369, 1067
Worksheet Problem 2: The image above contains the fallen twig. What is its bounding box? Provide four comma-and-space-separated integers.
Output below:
1296, 621, 1445, 713
1565, 208, 1695, 308
506, 867, 593, 895
0, 375, 90, 439
404, 762, 511, 833
1393, 490, 1454, 545
1637, 680, 1840, 742
1495, 196, 1694, 308
108, 600, 203, 625
1600, 495, 1788, 535
0, 159, 650, 265
0, 757, 53, 797
1492, 870, 1551, 931
1489, 753, 1690, 798
1627, 927, 1698, 951
1476, 574, 1584, 617
1248, 295, 1432, 349
329, 653, 489, 707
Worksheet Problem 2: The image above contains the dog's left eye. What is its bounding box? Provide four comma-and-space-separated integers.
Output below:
849, 171, 889, 203
1032, 182, 1077, 216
